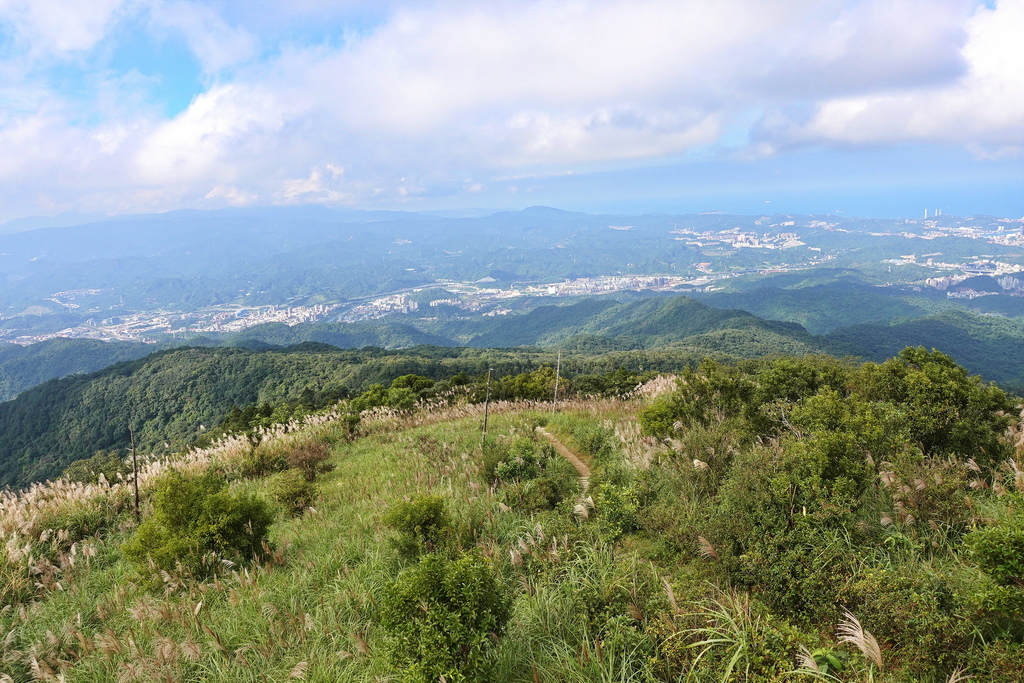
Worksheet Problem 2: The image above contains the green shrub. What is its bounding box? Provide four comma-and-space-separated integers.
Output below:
638, 360, 754, 437
238, 446, 288, 479
494, 438, 548, 482
271, 469, 317, 515
593, 480, 644, 540
379, 552, 511, 682
122, 470, 273, 577
856, 347, 1015, 464
708, 438, 867, 622
481, 440, 511, 483
965, 495, 1024, 586
499, 477, 565, 514
963, 640, 1024, 682
845, 567, 977, 675
385, 495, 452, 558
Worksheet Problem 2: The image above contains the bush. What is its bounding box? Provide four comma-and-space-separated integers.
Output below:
494, 438, 549, 482
238, 447, 287, 479
965, 495, 1024, 587
845, 567, 977, 675
385, 495, 452, 558
592, 480, 644, 540
271, 469, 317, 515
380, 552, 510, 682
708, 437, 866, 622
499, 477, 565, 513
857, 347, 1015, 464
285, 440, 334, 481
122, 470, 274, 577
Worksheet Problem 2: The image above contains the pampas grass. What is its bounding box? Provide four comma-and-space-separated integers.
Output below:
837, 609, 882, 670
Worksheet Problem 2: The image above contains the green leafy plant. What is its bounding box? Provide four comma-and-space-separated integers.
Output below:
966, 495, 1024, 587
271, 468, 317, 515
385, 494, 452, 558
379, 552, 511, 682
122, 470, 273, 577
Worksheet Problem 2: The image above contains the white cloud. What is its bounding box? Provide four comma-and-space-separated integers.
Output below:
135, 83, 288, 183
758, 0, 1024, 157
0, 0, 1019, 221
148, 0, 258, 73
0, 0, 127, 57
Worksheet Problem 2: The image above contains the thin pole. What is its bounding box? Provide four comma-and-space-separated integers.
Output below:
552, 350, 561, 410
482, 368, 493, 447
130, 425, 140, 523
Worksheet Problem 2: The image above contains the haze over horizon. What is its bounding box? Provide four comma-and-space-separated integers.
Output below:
1, 0, 1022, 224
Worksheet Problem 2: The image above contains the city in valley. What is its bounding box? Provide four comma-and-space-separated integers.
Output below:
5, 216, 1023, 345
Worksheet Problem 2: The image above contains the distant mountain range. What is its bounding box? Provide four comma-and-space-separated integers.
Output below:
3, 292, 1023, 488
3, 205, 1018, 343
4, 290, 1024, 404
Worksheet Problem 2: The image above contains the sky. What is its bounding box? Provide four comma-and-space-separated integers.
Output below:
0, 0, 1021, 224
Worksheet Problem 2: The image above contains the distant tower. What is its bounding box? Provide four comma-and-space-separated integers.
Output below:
924, 209, 928, 218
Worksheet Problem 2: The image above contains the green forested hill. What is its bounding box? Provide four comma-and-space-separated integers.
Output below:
11, 295, 1024, 489
692, 280, 933, 334
216, 320, 458, 349
0, 298, 855, 488
0, 344, 544, 487
0, 338, 156, 401
464, 295, 854, 353
827, 310, 1024, 392
0, 324, 456, 404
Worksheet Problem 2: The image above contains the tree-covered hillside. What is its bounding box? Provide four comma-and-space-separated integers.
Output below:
0, 344, 532, 487
827, 310, 1024, 393
0, 338, 156, 401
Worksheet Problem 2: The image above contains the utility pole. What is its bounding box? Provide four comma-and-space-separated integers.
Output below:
129, 425, 140, 523
481, 368, 493, 448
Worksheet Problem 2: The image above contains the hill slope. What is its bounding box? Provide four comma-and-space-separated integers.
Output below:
465, 295, 857, 355
827, 310, 1024, 391
1, 353, 1020, 681
0, 338, 156, 401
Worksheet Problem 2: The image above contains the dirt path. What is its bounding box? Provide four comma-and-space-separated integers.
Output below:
536, 426, 590, 493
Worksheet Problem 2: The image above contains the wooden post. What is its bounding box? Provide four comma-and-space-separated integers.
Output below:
552, 350, 561, 411
481, 368, 493, 448
129, 425, 140, 523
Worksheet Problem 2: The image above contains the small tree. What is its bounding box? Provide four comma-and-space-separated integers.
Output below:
286, 440, 333, 481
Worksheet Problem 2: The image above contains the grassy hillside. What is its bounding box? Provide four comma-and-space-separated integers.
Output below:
2, 351, 1022, 681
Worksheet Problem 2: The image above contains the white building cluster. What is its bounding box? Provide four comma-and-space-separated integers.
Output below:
341, 295, 419, 322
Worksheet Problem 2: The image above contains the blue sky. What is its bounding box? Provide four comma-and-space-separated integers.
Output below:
0, 0, 1021, 223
